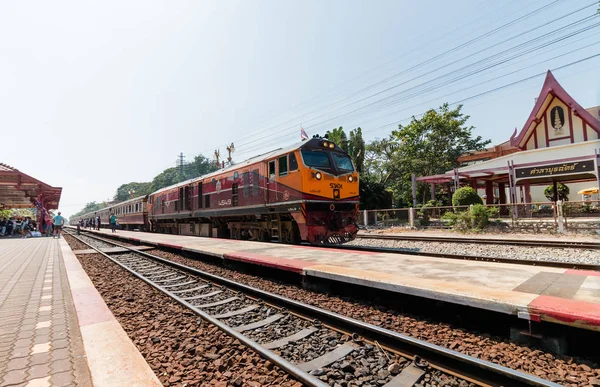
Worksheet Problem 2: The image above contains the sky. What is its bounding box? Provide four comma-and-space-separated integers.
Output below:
1, 0, 599, 218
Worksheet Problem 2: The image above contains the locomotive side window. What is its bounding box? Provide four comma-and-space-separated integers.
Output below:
198, 182, 203, 209
289, 153, 298, 171
252, 169, 259, 196
243, 172, 250, 198
268, 161, 276, 178
204, 194, 210, 208
232, 183, 238, 207
278, 156, 288, 176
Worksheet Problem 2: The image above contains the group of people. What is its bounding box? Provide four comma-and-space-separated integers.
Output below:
81, 214, 102, 231
80, 213, 118, 233
0, 217, 35, 238
0, 212, 65, 239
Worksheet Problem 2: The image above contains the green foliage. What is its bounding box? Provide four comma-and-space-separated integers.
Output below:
365, 104, 489, 206
326, 126, 349, 152
452, 187, 483, 207
471, 204, 498, 229
544, 182, 570, 202
75, 153, 219, 217
114, 182, 152, 201
417, 200, 442, 226
359, 178, 393, 210
348, 127, 365, 173
0, 208, 39, 219
442, 204, 498, 231
70, 202, 105, 219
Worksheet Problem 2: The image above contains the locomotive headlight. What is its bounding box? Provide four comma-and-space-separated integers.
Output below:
323, 141, 329, 148
329, 143, 334, 149
315, 172, 322, 180
348, 175, 354, 182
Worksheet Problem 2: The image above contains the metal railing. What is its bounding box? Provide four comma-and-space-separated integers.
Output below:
360, 200, 600, 232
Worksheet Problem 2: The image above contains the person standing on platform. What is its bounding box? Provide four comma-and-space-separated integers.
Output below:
45, 216, 54, 237
96, 213, 101, 230
76, 219, 81, 235
53, 212, 65, 239
109, 213, 117, 233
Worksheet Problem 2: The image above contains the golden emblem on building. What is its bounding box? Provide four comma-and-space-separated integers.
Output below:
550, 106, 564, 133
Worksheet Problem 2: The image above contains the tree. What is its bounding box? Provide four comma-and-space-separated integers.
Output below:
70, 202, 105, 218
326, 127, 349, 152
348, 127, 365, 173
114, 182, 152, 201
386, 104, 489, 205
544, 183, 570, 202
452, 187, 483, 207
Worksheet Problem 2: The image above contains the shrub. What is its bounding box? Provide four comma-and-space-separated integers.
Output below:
442, 204, 499, 231
471, 204, 498, 229
452, 187, 483, 207
544, 182, 570, 202
417, 200, 442, 226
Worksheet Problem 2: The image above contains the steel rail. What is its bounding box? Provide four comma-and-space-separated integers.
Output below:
320, 244, 600, 271
69, 230, 562, 387
356, 233, 600, 249
66, 231, 328, 387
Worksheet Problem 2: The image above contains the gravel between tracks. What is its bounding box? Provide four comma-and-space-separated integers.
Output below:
144, 248, 600, 387
348, 238, 600, 265
65, 236, 302, 387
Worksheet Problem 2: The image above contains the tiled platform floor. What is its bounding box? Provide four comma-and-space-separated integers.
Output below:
0, 237, 92, 387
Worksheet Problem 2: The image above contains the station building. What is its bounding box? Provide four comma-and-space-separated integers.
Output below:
417, 70, 600, 207
0, 163, 62, 224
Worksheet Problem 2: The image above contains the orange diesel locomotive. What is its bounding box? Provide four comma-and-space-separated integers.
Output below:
148, 138, 359, 244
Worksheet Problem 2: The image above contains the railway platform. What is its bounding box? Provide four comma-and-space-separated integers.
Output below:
0, 237, 161, 387
79, 228, 600, 333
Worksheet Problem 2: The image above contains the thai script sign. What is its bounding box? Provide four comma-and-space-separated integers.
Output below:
515, 160, 595, 179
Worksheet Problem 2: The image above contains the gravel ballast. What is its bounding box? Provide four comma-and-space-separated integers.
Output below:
348, 238, 600, 264
143, 248, 600, 387
65, 235, 302, 387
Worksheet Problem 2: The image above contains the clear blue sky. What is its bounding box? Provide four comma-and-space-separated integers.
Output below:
1, 0, 599, 217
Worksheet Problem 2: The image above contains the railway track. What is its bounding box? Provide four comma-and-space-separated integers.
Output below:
356, 233, 599, 250
66, 230, 560, 387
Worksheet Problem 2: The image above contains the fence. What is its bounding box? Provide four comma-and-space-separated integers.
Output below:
360, 199, 600, 232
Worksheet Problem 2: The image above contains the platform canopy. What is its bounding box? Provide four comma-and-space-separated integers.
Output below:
0, 163, 62, 210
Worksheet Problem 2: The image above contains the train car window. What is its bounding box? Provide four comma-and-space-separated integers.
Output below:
278, 156, 288, 176
198, 183, 203, 209
332, 153, 354, 172
268, 161, 276, 178
242, 172, 250, 198
252, 169, 259, 196
289, 153, 298, 171
232, 183, 238, 207
178, 187, 184, 211
301, 150, 331, 169
204, 194, 210, 208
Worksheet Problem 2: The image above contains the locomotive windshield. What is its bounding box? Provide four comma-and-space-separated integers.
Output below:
332, 153, 354, 172
301, 150, 332, 169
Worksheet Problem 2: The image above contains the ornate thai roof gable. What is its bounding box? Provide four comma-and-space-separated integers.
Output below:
511, 70, 600, 149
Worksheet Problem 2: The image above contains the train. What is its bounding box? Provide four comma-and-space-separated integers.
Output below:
70, 137, 359, 244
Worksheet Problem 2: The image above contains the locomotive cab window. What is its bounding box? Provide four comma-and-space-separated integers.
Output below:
332, 153, 354, 172
289, 153, 298, 171
301, 149, 332, 170
268, 161, 276, 179
278, 156, 288, 176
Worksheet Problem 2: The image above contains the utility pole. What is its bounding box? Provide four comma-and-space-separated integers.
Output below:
178, 152, 185, 177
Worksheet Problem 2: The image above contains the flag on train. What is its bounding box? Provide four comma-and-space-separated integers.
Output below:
301, 127, 309, 141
